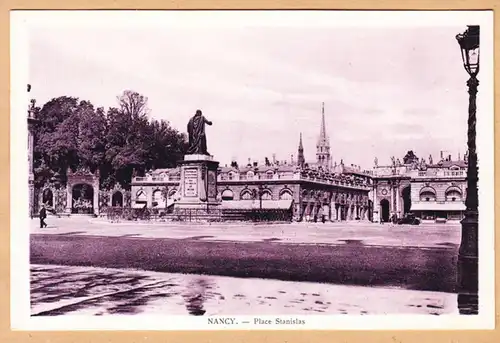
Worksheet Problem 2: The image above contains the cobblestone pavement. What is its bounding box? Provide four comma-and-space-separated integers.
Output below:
31, 265, 458, 316
31, 217, 460, 248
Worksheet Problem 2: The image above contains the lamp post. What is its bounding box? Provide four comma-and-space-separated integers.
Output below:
456, 25, 480, 315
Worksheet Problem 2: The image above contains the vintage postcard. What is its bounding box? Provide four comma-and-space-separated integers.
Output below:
10, 10, 495, 331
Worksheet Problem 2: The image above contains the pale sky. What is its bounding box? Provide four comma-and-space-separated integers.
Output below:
27, 12, 480, 169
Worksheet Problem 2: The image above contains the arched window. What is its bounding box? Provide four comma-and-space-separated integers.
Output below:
445, 188, 462, 202
42, 188, 54, 207
266, 171, 274, 179
240, 189, 253, 200
221, 189, 234, 201
419, 191, 436, 202
228, 172, 234, 180
247, 171, 254, 179
136, 190, 147, 201
279, 189, 293, 200
152, 189, 165, 207
167, 189, 177, 199
261, 190, 272, 200
112, 191, 123, 207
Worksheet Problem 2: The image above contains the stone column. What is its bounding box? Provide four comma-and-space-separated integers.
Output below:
390, 185, 394, 216
93, 182, 99, 216
65, 184, 72, 214
305, 202, 311, 217
396, 185, 400, 217
147, 188, 153, 208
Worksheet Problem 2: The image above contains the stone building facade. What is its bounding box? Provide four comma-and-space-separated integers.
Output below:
370, 153, 467, 223
130, 106, 372, 221
130, 163, 372, 221
31, 99, 467, 224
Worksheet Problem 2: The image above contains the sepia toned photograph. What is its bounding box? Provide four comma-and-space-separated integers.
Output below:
10, 10, 495, 331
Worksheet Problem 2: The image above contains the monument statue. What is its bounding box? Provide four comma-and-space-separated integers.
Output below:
187, 109, 213, 155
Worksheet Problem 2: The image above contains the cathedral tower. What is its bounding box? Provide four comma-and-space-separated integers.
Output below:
297, 132, 305, 167
316, 102, 331, 169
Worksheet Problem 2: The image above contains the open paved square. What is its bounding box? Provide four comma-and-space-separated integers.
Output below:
31, 217, 461, 248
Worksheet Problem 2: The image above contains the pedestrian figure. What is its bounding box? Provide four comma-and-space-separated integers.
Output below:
314, 214, 318, 223
322, 215, 326, 223
39, 205, 48, 228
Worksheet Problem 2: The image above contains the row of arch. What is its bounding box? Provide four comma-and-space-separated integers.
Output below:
418, 186, 463, 202
135, 188, 179, 207
220, 188, 293, 201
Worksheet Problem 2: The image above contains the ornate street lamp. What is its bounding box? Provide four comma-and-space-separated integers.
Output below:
456, 25, 480, 315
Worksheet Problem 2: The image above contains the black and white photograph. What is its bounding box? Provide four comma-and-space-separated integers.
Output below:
10, 10, 495, 330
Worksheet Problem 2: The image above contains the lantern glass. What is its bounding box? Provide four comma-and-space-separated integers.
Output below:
456, 26, 480, 77
466, 47, 480, 75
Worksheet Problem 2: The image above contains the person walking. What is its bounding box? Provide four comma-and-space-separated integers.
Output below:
39, 205, 48, 228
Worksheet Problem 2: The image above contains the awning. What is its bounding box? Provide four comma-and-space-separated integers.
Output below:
411, 202, 465, 211
220, 200, 293, 210
132, 202, 147, 209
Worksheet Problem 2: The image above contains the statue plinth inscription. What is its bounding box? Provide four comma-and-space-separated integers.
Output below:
175, 158, 220, 211
183, 168, 199, 197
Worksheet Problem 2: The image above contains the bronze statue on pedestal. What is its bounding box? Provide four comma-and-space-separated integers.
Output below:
187, 109, 213, 155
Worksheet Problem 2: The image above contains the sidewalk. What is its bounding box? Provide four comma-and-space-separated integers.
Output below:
31, 264, 458, 316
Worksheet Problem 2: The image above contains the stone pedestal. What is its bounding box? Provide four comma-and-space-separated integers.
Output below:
174, 154, 221, 213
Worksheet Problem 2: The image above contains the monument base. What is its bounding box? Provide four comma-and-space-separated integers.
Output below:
172, 154, 221, 220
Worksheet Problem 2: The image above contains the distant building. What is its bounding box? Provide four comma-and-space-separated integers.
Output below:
131, 104, 372, 221
370, 152, 467, 223
32, 98, 466, 224
130, 106, 467, 224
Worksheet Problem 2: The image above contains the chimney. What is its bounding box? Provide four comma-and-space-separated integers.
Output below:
272, 153, 276, 164
440, 151, 444, 160
448, 154, 452, 161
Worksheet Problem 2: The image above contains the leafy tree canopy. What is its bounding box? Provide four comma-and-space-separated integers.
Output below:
33, 90, 187, 190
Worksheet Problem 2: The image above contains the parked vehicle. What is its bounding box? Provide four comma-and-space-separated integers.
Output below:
397, 213, 421, 225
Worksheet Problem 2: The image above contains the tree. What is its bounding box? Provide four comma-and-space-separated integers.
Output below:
77, 102, 107, 171
33, 96, 80, 187
117, 90, 150, 119
33, 90, 188, 191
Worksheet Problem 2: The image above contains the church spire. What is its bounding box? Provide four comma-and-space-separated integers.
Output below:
319, 102, 327, 142
297, 132, 305, 167
316, 102, 331, 169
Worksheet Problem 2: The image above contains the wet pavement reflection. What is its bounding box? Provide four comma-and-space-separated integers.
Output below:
31, 265, 458, 316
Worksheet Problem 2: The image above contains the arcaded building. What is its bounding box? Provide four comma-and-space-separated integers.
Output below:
129, 105, 467, 223
131, 104, 372, 221
370, 152, 467, 223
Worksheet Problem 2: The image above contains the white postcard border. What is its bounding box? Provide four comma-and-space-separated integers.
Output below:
10, 10, 496, 331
